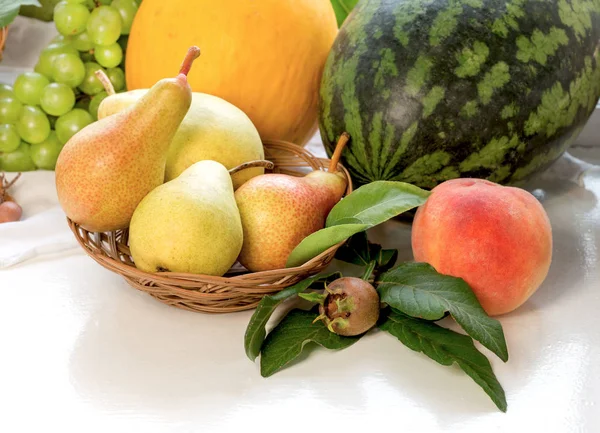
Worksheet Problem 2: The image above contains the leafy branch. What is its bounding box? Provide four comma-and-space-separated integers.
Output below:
243, 180, 509, 412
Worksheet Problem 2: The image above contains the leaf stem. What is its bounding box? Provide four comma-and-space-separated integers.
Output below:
361, 260, 377, 281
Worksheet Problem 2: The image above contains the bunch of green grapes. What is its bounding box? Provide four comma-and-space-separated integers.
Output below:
0, 0, 141, 172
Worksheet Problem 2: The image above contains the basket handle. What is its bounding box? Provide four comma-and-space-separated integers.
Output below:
229, 160, 275, 175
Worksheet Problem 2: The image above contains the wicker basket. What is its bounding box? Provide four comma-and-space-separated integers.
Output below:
67, 140, 353, 313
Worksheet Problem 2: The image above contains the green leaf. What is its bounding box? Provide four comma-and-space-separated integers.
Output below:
287, 182, 428, 268
330, 0, 359, 27
244, 272, 339, 361
380, 310, 507, 412
378, 263, 508, 362
286, 223, 370, 268
19, 0, 57, 22
326, 181, 430, 227
260, 309, 360, 377
1, 0, 40, 27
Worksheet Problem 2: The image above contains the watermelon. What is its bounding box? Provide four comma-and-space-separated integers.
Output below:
319, 0, 600, 188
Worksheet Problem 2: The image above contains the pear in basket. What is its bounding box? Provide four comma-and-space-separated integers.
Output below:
234, 134, 349, 272
55, 47, 201, 233
128, 160, 243, 276
94, 74, 264, 190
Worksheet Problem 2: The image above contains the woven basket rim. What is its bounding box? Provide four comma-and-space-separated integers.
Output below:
68, 220, 347, 286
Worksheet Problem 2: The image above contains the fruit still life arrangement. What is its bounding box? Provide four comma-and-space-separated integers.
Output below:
5, 0, 598, 415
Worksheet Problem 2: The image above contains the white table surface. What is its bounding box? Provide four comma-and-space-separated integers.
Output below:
1, 17, 600, 433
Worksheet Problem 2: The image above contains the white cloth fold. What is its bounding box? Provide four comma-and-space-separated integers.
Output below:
0, 171, 78, 269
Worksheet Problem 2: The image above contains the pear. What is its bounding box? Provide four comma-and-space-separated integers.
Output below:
235, 134, 350, 272
95, 75, 264, 189
55, 47, 201, 233
128, 160, 243, 276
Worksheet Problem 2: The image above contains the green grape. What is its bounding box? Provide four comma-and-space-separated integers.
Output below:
88, 91, 108, 120
52, 53, 86, 88
34, 62, 53, 80
55, 109, 93, 144
0, 97, 23, 124
46, 40, 77, 52
87, 6, 123, 46
66, 0, 88, 3
30, 131, 63, 170
17, 105, 51, 144
34, 42, 79, 78
0, 124, 21, 152
40, 83, 76, 117
14, 73, 50, 106
94, 43, 123, 68
111, 0, 138, 35
73, 31, 94, 51
106, 67, 125, 91
79, 62, 107, 95
52, 34, 68, 43
0, 141, 36, 172
54, 1, 90, 36
0, 84, 14, 98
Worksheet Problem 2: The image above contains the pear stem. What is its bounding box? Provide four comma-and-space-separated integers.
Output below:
94, 70, 116, 96
179, 46, 201, 76
229, 160, 275, 175
328, 132, 350, 173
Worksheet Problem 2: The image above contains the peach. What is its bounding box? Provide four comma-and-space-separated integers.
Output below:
411, 178, 552, 316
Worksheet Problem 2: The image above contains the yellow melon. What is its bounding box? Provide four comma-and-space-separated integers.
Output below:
126, 0, 338, 146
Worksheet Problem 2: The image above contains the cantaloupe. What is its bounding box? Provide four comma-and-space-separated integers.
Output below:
126, 0, 338, 146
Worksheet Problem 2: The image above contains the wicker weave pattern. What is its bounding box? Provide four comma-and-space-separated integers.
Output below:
67, 140, 353, 313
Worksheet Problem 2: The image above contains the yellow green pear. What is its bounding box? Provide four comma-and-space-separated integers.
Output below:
129, 160, 243, 276
97, 79, 265, 189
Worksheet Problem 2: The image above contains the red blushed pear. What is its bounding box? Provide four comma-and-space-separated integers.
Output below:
411, 178, 553, 316
55, 46, 201, 233
235, 133, 350, 272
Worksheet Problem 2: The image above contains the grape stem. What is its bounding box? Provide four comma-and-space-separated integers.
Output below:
94, 70, 116, 96
179, 46, 201, 77
0, 172, 21, 205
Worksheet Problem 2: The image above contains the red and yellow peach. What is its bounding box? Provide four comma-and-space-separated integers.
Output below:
412, 178, 552, 316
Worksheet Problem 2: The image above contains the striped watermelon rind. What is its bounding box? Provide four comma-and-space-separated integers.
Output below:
319, 0, 600, 188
